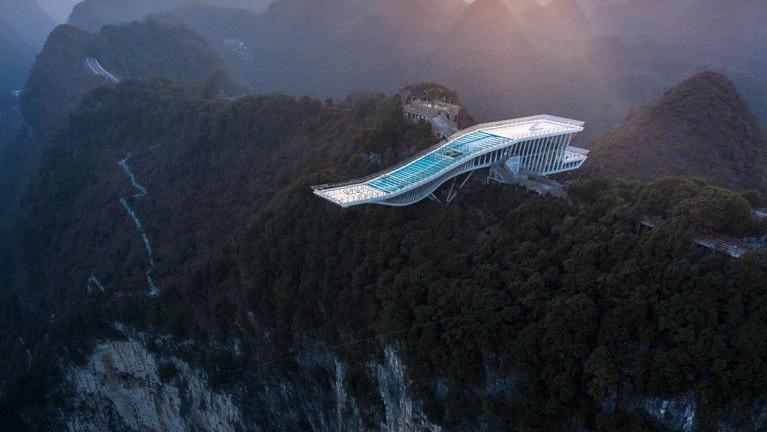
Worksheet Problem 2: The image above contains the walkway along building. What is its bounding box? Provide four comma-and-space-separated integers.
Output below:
313, 115, 589, 207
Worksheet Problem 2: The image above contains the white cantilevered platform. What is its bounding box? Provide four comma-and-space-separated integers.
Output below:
313, 114, 588, 207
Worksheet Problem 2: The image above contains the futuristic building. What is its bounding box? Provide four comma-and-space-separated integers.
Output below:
313, 115, 588, 208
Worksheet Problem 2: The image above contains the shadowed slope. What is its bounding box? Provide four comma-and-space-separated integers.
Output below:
23, 21, 248, 134
68, 0, 183, 31
585, 72, 767, 191
0, 0, 57, 48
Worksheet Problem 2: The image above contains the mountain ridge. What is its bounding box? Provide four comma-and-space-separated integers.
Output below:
68, 0, 184, 32
2, 77, 766, 430
22, 20, 248, 134
584, 71, 767, 191
520, 0, 593, 47
0, 0, 57, 48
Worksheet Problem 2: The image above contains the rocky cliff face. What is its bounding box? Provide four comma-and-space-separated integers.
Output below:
599, 389, 767, 432
48, 329, 767, 432
375, 347, 440, 432
637, 394, 696, 432
58, 326, 438, 432
63, 337, 243, 432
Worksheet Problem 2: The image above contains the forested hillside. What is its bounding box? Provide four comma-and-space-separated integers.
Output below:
584, 72, 767, 192
2, 78, 766, 431
68, 0, 274, 32
22, 20, 248, 135
584, 0, 767, 130
68, 0, 183, 32
1, 1, 767, 431
0, 19, 250, 275
54, 0, 767, 142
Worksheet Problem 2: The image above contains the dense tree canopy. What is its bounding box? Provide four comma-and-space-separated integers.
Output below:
2, 79, 766, 431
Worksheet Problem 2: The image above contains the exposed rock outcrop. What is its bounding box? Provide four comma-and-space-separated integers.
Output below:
59, 332, 438, 432
63, 338, 244, 432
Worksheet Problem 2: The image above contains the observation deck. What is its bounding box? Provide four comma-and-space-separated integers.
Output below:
313, 115, 587, 207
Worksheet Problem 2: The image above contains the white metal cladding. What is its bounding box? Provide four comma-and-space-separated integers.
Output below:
313, 115, 588, 207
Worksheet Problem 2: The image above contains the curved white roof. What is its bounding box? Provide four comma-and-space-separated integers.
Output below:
314, 115, 585, 207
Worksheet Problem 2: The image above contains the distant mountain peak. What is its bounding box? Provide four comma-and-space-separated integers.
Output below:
438, 0, 534, 64
658, 71, 742, 105
68, 0, 184, 32
646, 72, 758, 130
0, 0, 57, 47
546, 0, 587, 11
453, 0, 523, 39
465, 0, 512, 16
503, 0, 538, 16
520, 0, 592, 43
585, 71, 767, 191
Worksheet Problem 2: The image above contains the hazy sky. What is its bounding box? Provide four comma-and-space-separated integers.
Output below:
37, 0, 276, 22
36, 0, 556, 24
38, 0, 81, 22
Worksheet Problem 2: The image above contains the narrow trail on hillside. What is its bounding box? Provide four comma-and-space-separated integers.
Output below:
118, 154, 159, 297
85, 57, 121, 84
119, 154, 148, 198
86, 276, 105, 294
